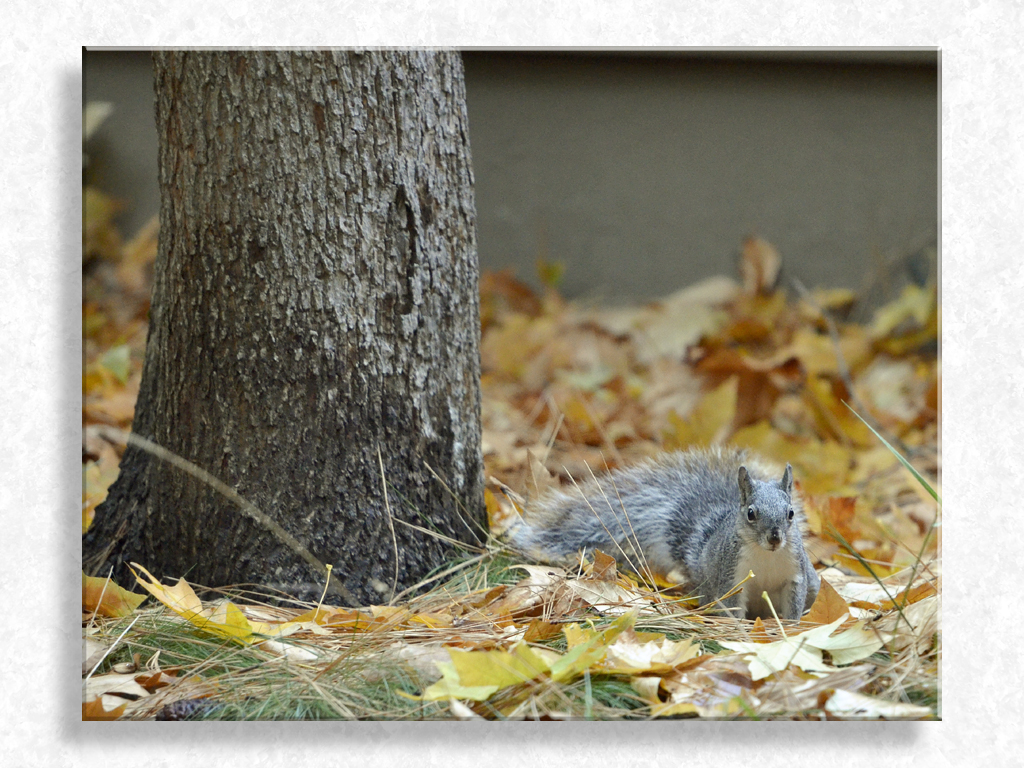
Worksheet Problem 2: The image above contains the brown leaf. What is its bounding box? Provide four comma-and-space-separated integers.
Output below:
480, 269, 543, 327
817, 497, 860, 545
82, 698, 127, 720
802, 575, 850, 626
589, 550, 619, 582
690, 347, 803, 429
523, 619, 563, 642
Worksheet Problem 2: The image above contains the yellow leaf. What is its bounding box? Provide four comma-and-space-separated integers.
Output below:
808, 287, 857, 313
83, 573, 147, 618
785, 326, 871, 379
856, 356, 929, 425
630, 675, 664, 705
82, 461, 119, 533
526, 449, 558, 499
549, 610, 637, 682
654, 654, 755, 718
665, 376, 737, 449
129, 563, 282, 644
480, 313, 557, 381
847, 446, 902, 486
871, 284, 934, 339
804, 376, 875, 448
449, 641, 551, 688
415, 641, 554, 702
649, 700, 703, 718
408, 611, 453, 629
730, 420, 854, 494
418, 660, 502, 702
560, 395, 596, 433
484, 487, 503, 531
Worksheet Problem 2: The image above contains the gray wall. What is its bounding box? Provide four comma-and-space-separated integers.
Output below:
83, 51, 160, 237
463, 51, 937, 306
84, 50, 938, 308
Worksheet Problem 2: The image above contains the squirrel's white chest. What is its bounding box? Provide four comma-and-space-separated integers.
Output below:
735, 544, 799, 617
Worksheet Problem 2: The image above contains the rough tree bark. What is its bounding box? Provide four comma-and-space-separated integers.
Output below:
83, 50, 484, 605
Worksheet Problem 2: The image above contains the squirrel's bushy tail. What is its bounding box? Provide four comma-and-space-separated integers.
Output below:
504, 447, 794, 579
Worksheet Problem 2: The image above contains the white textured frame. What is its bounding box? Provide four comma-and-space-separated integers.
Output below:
5, 0, 1015, 764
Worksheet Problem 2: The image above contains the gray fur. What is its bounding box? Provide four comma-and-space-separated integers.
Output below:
508, 447, 820, 620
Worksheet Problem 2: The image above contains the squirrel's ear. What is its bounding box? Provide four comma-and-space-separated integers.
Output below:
738, 466, 753, 505
781, 464, 793, 495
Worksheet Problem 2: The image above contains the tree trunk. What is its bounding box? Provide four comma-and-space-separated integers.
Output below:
83, 50, 484, 606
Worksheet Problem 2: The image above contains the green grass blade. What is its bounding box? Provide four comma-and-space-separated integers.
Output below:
842, 401, 940, 504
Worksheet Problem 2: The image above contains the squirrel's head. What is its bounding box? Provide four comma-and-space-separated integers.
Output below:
737, 464, 796, 552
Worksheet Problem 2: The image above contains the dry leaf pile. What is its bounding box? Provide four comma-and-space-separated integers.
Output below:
480, 243, 939, 583
82, 546, 937, 720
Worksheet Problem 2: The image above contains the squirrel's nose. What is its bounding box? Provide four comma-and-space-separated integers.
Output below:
767, 531, 783, 549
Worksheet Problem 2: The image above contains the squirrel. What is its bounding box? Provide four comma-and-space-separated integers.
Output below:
507, 446, 820, 621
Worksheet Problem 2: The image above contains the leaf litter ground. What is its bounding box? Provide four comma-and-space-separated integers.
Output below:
84, 189, 939, 720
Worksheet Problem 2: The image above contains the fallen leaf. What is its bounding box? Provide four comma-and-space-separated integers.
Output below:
522, 619, 562, 642
549, 610, 637, 681
872, 594, 939, 654
797, 619, 887, 666
82, 460, 120, 533
83, 671, 150, 705
449, 699, 485, 720
871, 284, 934, 339
129, 563, 284, 644
802, 575, 850, 626
83, 573, 147, 618
654, 654, 756, 718
564, 575, 650, 616
721, 620, 841, 681
664, 376, 737, 449
82, 697, 127, 720
751, 664, 872, 715
526, 449, 559, 500
418, 641, 553, 701
720, 614, 885, 679
600, 629, 701, 674
856, 355, 929, 425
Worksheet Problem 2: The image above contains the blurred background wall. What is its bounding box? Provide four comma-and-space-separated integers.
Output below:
84, 49, 938, 312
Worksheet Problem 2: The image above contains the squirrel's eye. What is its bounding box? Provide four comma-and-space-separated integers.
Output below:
746, 507, 757, 522
787, 508, 795, 521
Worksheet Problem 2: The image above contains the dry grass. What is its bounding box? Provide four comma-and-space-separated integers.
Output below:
85, 540, 939, 721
